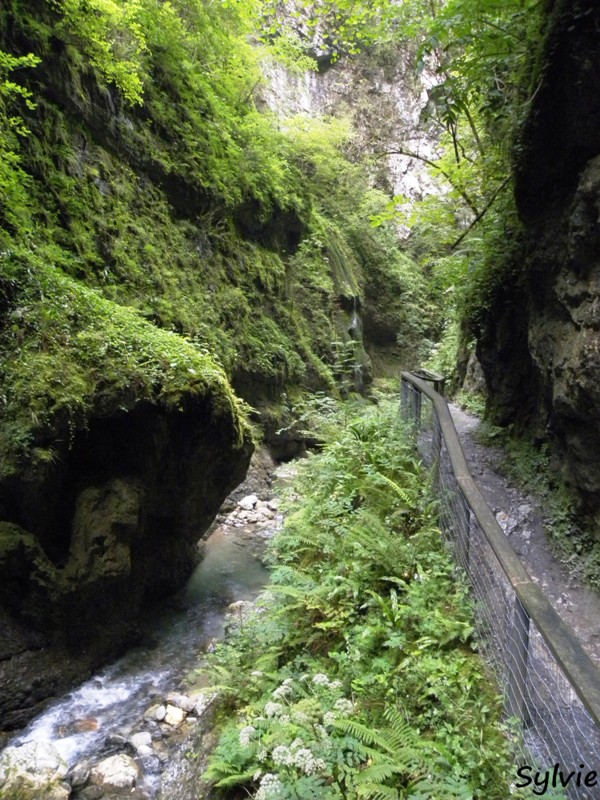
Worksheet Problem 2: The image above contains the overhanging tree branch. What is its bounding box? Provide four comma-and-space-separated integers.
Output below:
374, 146, 481, 215
450, 175, 511, 250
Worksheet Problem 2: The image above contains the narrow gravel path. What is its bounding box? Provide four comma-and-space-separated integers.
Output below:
449, 403, 600, 670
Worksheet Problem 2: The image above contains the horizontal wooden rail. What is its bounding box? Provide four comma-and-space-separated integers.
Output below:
402, 370, 600, 730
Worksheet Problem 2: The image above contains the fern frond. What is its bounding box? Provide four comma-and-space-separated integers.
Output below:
356, 763, 409, 783
356, 783, 400, 800
269, 584, 307, 599
214, 767, 257, 788
333, 717, 385, 748
375, 472, 417, 507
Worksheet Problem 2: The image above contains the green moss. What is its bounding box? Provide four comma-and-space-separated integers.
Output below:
0, 252, 248, 475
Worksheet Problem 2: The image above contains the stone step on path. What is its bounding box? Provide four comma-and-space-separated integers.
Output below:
449, 403, 600, 669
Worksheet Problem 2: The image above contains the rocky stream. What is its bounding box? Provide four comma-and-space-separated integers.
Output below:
0, 451, 287, 800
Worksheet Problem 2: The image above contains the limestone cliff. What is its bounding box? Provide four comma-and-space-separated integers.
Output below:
476, 0, 600, 528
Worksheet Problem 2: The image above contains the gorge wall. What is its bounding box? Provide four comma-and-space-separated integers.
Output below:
0, 0, 425, 728
476, 0, 600, 529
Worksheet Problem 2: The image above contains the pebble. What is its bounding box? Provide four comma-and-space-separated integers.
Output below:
155, 705, 167, 722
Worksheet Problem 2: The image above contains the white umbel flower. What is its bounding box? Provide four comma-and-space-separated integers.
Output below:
272, 745, 293, 766
272, 683, 293, 700
334, 698, 354, 716
255, 772, 284, 800
239, 725, 256, 747
293, 747, 326, 775
264, 701, 284, 717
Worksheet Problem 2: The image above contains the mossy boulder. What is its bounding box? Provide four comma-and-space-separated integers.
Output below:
0, 741, 69, 800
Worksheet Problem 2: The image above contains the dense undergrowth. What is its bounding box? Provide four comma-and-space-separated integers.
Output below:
199, 399, 544, 799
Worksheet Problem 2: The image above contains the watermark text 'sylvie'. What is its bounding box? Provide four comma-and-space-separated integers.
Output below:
515, 764, 597, 796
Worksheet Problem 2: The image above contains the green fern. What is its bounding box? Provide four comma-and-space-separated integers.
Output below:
335, 713, 473, 800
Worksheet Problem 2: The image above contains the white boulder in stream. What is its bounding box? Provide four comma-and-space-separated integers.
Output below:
238, 494, 258, 510
130, 731, 153, 752
90, 753, 140, 790
164, 703, 186, 727
0, 741, 69, 799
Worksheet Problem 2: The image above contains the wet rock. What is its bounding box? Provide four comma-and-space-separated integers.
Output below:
238, 494, 258, 510
0, 741, 69, 799
225, 448, 276, 504
105, 734, 128, 748
0, 389, 253, 728
90, 753, 140, 791
69, 761, 91, 788
143, 703, 162, 721
130, 731, 152, 751
166, 692, 196, 713
164, 704, 186, 727
78, 786, 104, 800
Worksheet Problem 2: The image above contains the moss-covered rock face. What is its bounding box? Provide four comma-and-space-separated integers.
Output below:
476, 0, 600, 530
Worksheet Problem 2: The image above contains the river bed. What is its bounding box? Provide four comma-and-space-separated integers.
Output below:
0, 481, 281, 799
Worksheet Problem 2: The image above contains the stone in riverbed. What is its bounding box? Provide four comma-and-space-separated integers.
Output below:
78, 786, 104, 800
164, 703, 186, 727
69, 761, 91, 788
238, 494, 258, 510
166, 691, 196, 713
90, 753, 140, 790
105, 733, 128, 747
0, 741, 69, 799
130, 730, 153, 751
143, 703, 162, 720
194, 693, 214, 717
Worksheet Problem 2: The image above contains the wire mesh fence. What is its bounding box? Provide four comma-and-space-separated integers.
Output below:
401, 372, 600, 800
